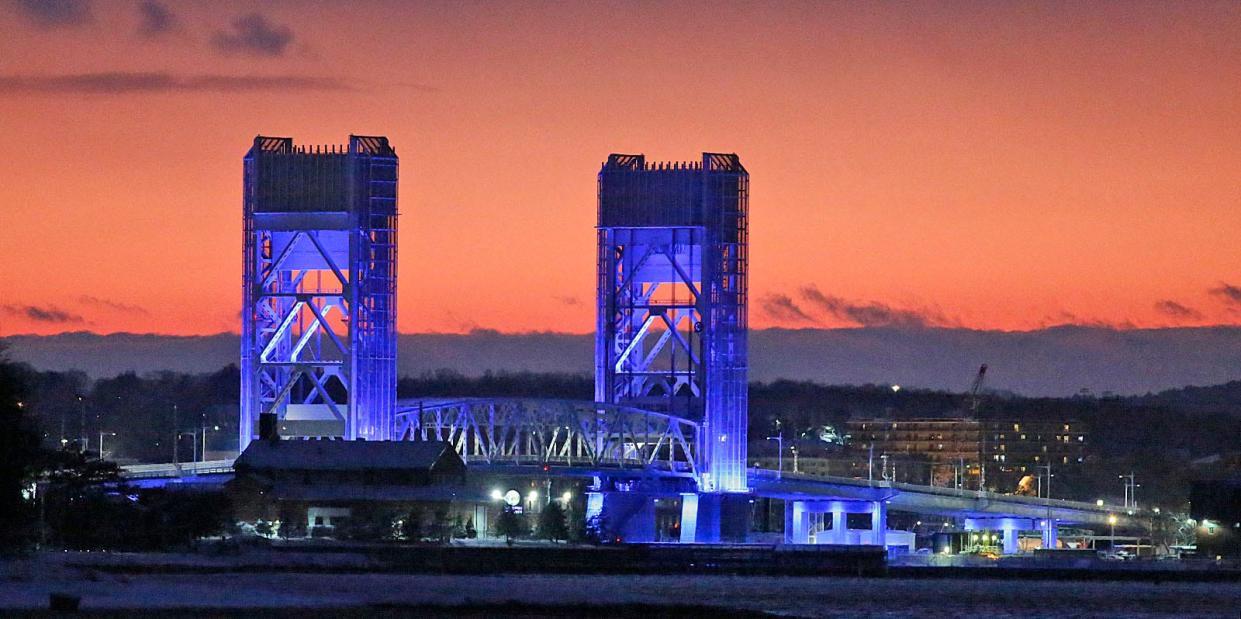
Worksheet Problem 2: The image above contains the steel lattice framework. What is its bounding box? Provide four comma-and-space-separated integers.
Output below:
596, 153, 749, 492
240, 135, 398, 449
393, 398, 700, 475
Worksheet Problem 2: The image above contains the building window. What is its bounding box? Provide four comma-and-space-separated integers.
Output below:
314, 516, 324, 526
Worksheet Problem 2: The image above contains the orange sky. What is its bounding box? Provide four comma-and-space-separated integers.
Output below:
1, 1, 1239, 336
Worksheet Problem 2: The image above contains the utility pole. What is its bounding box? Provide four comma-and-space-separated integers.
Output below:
868, 444, 875, 482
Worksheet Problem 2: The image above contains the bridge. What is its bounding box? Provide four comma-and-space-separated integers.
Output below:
127, 396, 1144, 550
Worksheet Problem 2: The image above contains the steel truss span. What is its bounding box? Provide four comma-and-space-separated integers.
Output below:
596, 153, 749, 492
393, 398, 700, 475
240, 135, 398, 449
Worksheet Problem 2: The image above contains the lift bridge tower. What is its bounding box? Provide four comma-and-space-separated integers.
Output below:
240, 135, 398, 450
596, 153, 749, 493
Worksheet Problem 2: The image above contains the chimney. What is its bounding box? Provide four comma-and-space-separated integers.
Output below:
258, 413, 280, 442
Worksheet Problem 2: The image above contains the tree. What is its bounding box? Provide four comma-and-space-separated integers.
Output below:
431, 507, 454, 543
0, 351, 43, 553
537, 501, 570, 542
494, 507, 527, 545
403, 508, 425, 541
464, 517, 477, 539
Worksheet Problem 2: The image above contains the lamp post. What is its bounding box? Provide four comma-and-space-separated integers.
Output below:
766, 419, 784, 479
1039, 463, 1053, 499
1119, 473, 1138, 509
97, 431, 116, 460
1108, 514, 1118, 550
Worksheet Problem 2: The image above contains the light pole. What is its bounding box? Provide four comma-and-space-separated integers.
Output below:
1039, 463, 1053, 499
97, 431, 116, 460
766, 425, 784, 479
1108, 514, 1118, 551
178, 431, 201, 464
172, 404, 179, 465
1119, 473, 1138, 509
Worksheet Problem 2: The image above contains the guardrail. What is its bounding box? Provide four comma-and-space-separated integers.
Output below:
120, 459, 235, 479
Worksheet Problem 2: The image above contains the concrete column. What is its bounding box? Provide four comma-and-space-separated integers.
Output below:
789, 500, 810, 543
679, 493, 698, 543
1002, 525, 1019, 554
783, 500, 795, 544
1041, 520, 1059, 549
831, 509, 847, 544
870, 502, 887, 547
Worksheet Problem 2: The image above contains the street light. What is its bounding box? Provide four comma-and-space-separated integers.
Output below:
1119, 473, 1138, 509
767, 420, 784, 479
1108, 514, 1118, 550
97, 431, 116, 460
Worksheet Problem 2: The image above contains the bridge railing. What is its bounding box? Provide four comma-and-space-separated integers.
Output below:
394, 398, 700, 475
120, 459, 236, 479
750, 467, 1140, 516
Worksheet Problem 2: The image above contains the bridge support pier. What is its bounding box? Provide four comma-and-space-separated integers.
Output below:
965, 517, 1038, 555
783, 499, 888, 546
870, 501, 887, 547
1041, 519, 1059, 549
692, 493, 750, 543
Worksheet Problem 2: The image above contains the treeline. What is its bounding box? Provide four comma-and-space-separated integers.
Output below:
11, 362, 1241, 467
9, 363, 239, 463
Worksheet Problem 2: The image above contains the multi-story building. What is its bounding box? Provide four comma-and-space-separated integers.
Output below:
842, 418, 1088, 489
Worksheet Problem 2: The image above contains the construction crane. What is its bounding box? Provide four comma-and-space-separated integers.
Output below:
969, 363, 989, 491
968, 364, 988, 414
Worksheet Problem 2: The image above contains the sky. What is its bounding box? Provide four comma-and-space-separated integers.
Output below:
1, 0, 1239, 337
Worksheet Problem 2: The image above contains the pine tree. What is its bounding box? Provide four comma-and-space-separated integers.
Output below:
494, 507, 527, 545
537, 501, 570, 542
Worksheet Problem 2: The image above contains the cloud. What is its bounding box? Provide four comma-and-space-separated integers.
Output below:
12, 0, 92, 28
0, 72, 350, 94
761, 294, 816, 323
78, 295, 149, 316
212, 13, 293, 57
1153, 300, 1203, 321
1209, 282, 1241, 306
1038, 310, 1135, 330
3, 304, 85, 324
136, 0, 176, 37
798, 285, 951, 328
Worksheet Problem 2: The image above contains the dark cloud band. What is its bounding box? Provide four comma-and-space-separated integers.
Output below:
0, 72, 350, 94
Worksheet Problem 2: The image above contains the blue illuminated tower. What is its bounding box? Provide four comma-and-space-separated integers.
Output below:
240, 135, 398, 450
595, 153, 749, 492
